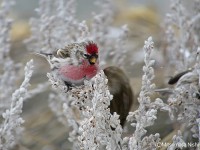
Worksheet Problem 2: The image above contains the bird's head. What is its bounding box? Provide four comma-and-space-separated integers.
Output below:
82, 41, 99, 65
55, 41, 99, 66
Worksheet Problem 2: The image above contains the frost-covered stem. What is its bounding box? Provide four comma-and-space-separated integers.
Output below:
24, 82, 50, 100
48, 93, 68, 127
47, 72, 81, 149
112, 25, 129, 67
165, 0, 200, 141
77, 20, 90, 42
166, 47, 200, 139
165, 0, 200, 71
0, 60, 34, 150
91, 0, 117, 66
141, 37, 155, 94
76, 71, 122, 150
197, 112, 200, 145
0, 0, 15, 111
195, 47, 200, 85
26, 0, 78, 53
196, 47, 200, 145
48, 91, 81, 149
0, 0, 15, 61
63, 101, 80, 149
176, 0, 186, 67
127, 37, 162, 149
47, 70, 123, 149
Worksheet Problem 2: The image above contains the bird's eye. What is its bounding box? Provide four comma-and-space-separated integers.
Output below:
83, 54, 89, 58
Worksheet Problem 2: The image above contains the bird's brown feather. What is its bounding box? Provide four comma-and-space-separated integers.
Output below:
104, 66, 134, 127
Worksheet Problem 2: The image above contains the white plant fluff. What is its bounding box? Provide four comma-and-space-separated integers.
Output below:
76, 71, 122, 150
126, 37, 171, 150
0, 60, 34, 150
47, 69, 123, 150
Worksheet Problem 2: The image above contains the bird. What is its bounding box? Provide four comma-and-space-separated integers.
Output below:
104, 66, 133, 127
38, 40, 133, 127
37, 41, 99, 89
167, 68, 194, 86
168, 68, 200, 99
154, 68, 199, 96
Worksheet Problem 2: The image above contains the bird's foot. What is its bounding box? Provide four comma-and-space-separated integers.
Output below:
64, 81, 73, 92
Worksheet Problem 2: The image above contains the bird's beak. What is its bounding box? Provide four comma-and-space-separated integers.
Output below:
89, 56, 97, 64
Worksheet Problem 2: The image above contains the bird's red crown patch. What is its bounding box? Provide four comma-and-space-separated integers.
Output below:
86, 42, 98, 54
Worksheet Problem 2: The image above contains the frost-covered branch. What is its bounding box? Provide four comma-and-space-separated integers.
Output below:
0, 60, 34, 150
73, 71, 122, 149
164, 1, 200, 144
127, 37, 171, 150
0, 0, 15, 61
0, 0, 22, 113
127, 37, 158, 149
25, 0, 79, 53
47, 70, 123, 149
166, 47, 200, 142
24, 82, 50, 100
112, 25, 129, 67
197, 113, 200, 146
0, 1, 39, 149
165, 0, 200, 72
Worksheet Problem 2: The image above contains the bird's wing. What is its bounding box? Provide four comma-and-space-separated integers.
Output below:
56, 48, 71, 58
168, 68, 193, 85
176, 72, 199, 87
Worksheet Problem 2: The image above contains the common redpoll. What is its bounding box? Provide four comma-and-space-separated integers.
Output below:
38, 41, 133, 126
104, 66, 134, 127
168, 68, 193, 85
155, 68, 199, 94
38, 41, 99, 88
168, 68, 200, 98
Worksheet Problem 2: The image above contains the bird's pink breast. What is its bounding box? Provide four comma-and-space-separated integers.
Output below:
59, 64, 98, 82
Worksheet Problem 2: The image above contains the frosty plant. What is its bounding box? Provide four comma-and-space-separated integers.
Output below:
166, 47, 200, 144
0, 0, 21, 112
0, 60, 34, 150
164, 0, 200, 146
165, 0, 200, 71
126, 37, 171, 150
71, 71, 122, 149
47, 68, 123, 149
0, 0, 34, 149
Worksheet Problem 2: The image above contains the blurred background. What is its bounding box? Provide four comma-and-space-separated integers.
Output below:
8, 0, 187, 150
12, 0, 170, 19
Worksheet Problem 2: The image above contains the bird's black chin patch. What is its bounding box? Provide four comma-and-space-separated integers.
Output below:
86, 53, 98, 65
89, 62, 95, 65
